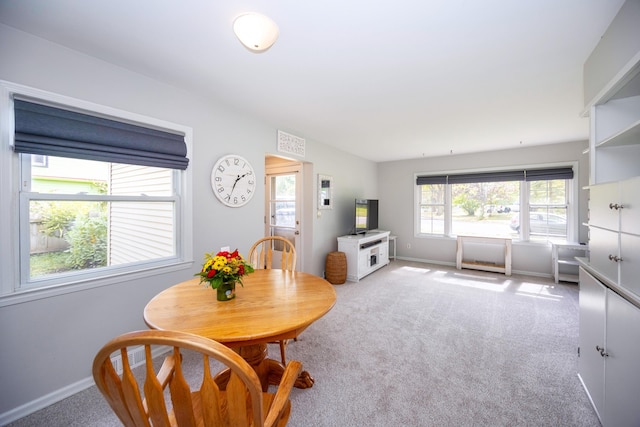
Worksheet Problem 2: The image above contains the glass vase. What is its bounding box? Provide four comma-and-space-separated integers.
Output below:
216, 280, 236, 301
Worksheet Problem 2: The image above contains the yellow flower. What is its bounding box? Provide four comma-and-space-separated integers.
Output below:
194, 248, 255, 289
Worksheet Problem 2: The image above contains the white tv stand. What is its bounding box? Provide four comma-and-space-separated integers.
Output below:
337, 231, 390, 282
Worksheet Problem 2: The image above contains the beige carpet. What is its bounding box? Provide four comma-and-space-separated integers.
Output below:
9, 260, 600, 426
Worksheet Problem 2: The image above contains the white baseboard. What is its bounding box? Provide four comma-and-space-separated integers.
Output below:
0, 377, 95, 426
395, 256, 552, 280
0, 345, 170, 425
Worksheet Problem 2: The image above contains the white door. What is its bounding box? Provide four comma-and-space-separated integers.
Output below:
265, 164, 301, 270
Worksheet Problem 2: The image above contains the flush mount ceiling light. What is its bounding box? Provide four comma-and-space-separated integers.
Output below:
233, 12, 279, 53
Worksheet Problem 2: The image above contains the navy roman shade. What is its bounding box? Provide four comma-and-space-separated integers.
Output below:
524, 167, 574, 181
417, 167, 573, 185
13, 99, 189, 170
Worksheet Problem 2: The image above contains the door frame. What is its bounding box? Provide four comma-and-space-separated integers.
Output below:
265, 156, 310, 271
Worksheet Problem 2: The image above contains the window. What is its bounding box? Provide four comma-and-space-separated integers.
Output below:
527, 180, 568, 241
0, 85, 192, 297
416, 167, 574, 242
418, 184, 445, 234
22, 156, 179, 287
451, 181, 520, 237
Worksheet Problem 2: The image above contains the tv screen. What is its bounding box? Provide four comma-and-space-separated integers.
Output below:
355, 199, 368, 234
368, 199, 379, 231
354, 199, 379, 234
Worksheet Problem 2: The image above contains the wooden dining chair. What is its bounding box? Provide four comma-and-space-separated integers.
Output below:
248, 236, 297, 272
92, 330, 302, 427
248, 236, 297, 364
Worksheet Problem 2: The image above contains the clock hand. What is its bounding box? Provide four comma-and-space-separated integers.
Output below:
229, 172, 249, 195
230, 172, 250, 196
230, 175, 240, 195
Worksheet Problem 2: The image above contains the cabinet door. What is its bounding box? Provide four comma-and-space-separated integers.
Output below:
578, 267, 606, 420
620, 176, 640, 235
357, 248, 370, 277
589, 227, 620, 284
338, 239, 358, 281
604, 290, 640, 427
620, 233, 640, 299
590, 182, 619, 231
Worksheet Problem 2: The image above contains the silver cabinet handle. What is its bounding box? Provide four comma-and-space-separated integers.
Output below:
608, 254, 623, 262
608, 203, 624, 210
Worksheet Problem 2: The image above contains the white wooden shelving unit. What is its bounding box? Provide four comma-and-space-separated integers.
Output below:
337, 231, 390, 282
551, 242, 588, 284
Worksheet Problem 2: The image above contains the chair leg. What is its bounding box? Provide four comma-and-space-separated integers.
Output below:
277, 338, 298, 364
279, 340, 287, 365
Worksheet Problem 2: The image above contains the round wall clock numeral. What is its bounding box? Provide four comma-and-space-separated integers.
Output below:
210, 154, 256, 207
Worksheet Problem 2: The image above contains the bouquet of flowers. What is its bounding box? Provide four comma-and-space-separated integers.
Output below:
194, 249, 254, 290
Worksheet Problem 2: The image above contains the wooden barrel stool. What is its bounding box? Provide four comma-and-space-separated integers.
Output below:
325, 251, 347, 284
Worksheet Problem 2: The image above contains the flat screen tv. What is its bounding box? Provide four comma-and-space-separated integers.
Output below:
354, 199, 379, 234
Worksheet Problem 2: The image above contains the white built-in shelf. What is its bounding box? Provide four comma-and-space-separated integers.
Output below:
552, 242, 589, 284
596, 118, 640, 148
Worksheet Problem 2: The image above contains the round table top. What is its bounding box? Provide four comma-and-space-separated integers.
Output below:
143, 269, 337, 347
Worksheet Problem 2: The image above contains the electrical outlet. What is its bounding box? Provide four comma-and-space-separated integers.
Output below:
406, 243, 411, 249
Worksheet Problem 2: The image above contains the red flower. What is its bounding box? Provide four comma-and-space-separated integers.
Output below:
238, 265, 245, 275
230, 249, 239, 259
207, 270, 216, 278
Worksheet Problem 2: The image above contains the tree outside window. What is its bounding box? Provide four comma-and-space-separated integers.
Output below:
418, 177, 569, 241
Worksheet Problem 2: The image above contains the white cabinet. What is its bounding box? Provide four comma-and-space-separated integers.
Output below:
589, 181, 620, 231
620, 177, 640, 235
580, 5, 640, 425
620, 232, 640, 297
578, 267, 640, 427
551, 242, 588, 284
582, 176, 640, 426
578, 268, 606, 419
337, 231, 390, 282
588, 227, 619, 284
589, 178, 640, 301
603, 289, 640, 427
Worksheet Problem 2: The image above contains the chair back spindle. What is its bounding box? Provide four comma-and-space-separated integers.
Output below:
248, 236, 296, 272
93, 330, 301, 427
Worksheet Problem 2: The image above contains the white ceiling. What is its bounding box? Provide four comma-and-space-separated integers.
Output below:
0, 0, 626, 162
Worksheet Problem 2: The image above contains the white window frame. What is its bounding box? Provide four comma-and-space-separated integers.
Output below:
0, 81, 193, 305
414, 162, 578, 243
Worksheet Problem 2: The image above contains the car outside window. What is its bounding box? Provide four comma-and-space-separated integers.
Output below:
417, 176, 570, 241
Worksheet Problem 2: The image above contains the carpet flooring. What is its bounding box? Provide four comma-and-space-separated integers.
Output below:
8, 260, 600, 426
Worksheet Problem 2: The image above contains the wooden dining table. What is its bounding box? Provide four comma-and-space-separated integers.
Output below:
143, 269, 337, 390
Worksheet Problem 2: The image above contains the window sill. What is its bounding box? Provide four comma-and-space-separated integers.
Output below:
0, 260, 193, 308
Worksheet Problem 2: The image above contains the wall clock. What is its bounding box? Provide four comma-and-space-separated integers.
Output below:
210, 154, 256, 207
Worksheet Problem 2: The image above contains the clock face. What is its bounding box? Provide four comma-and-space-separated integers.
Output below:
211, 155, 256, 207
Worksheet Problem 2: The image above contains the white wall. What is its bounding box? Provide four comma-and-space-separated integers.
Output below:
0, 24, 377, 421
377, 141, 590, 276
583, 0, 640, 108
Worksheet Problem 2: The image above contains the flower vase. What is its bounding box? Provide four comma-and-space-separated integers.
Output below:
216, 281, 236, 301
